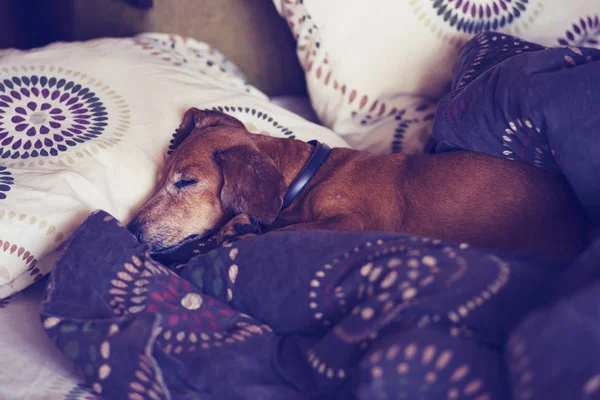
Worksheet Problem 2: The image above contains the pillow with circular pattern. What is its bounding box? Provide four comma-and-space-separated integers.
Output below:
0, 33, 348, 298
273, 0, 600, 154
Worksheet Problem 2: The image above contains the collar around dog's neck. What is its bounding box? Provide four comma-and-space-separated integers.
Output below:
281, 140, 331, 210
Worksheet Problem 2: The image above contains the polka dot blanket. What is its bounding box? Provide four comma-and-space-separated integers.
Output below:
41, 34, 600, 399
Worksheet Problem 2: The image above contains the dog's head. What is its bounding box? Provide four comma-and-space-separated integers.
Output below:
127, 108, 287, 252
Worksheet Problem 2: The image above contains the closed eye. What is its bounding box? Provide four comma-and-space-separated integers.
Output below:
174, 179, 198, 189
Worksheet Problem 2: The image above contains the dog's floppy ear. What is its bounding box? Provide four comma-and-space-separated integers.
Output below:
215, 145, 287, 225
171, 108, 246, 151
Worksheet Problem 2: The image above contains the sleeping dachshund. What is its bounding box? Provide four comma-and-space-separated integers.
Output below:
128, 108, 587, 258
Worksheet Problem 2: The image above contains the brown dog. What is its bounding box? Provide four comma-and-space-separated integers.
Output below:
128, 108, 587, 258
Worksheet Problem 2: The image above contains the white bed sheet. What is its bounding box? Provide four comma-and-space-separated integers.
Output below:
0, 280, 93, 400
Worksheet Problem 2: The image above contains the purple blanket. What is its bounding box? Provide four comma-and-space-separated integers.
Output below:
433, 32, 600, 223
42, 210, 566, 399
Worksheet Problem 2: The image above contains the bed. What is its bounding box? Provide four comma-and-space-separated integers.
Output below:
1, 1, 600, 399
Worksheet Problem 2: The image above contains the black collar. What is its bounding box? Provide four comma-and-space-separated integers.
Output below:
281, 140, 331, 210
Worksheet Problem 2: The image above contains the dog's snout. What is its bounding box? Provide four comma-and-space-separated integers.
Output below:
127, 219, 146, 243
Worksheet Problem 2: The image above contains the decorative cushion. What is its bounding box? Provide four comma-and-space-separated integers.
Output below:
0, 33, 348, 298
273, 0, 600, 154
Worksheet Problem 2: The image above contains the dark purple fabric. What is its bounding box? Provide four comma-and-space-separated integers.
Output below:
433, 32, 600, 222
41, 210, 569, 400
432, 33, 600, 398
123, 0, 153, 10
506, 236, 600, 400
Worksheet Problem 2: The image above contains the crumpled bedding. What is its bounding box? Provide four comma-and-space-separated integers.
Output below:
432, 32, 600, 223
506, 236, 600, 400
42, 210, 567, 400
40, 33, 600, 399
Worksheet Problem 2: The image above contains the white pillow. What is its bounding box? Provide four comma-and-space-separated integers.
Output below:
0, 33, 348, 298
274, 0, 600, 154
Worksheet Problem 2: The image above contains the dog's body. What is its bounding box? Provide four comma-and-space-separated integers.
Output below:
128, 108, 587, 258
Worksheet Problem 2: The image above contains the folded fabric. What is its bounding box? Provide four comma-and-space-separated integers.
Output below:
432, 32, 600, 222
41, 210, 567, 399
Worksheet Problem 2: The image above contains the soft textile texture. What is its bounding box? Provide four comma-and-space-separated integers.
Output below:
432, 36, 600, 397
0, 280, 95, 400
0, 33, 348, 298
506, 236, 600, 400
42, 210, 567, 400
274, 0, 600, 154
432, 32, 600, 222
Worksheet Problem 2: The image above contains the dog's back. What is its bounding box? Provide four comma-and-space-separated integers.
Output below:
401, 151, 587, 258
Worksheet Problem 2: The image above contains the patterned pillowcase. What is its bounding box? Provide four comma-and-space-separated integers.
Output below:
273, 0, 600, 154
0, 33, 348, 298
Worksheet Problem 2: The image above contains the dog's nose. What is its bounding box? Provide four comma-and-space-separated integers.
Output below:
136, 230, 144, 243
127, 219, 145, 243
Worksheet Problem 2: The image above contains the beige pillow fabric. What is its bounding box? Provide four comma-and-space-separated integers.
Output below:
274, 0, 600, 154
0, 33, 348, 298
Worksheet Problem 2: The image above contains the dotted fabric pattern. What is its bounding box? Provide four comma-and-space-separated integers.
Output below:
275, 0, 600, 155
41, 210, 569, 399
433, 32, 600, 222
0, 32, 348, 300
